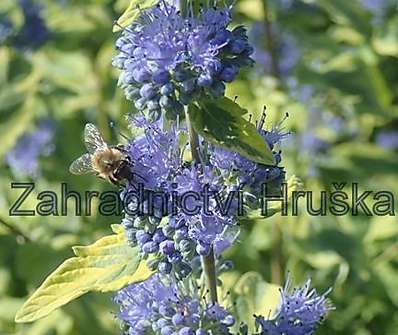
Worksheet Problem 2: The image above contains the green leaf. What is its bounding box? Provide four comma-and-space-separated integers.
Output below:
21, 310, 74, 335
232, 272, 281, 332
0, 47, 10, 84
0, 297, 24, 322
237, 0, 264, 21
372, 17, 398, 57
374, 262, 398, 306
15, 225, 152, 323
190, 98, 275, 165
365, 216, 398, 243
113, 0, 157, 32
317, 0, 371, 37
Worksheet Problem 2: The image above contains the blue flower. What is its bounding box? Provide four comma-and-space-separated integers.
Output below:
255, 278, 333, 335
172, 166, 239, 256
361, 0, 389, 15
113, 1, 253, 119
124, 116, 182, 190
0, 17, 13, 44
376, 131, 398, 150
120, 117, 190, 275
120, 116, 241, 276
115, 274, 235, 335
15, 0, 50, 50
249, 22, 298, 77
6, 119, 55, 178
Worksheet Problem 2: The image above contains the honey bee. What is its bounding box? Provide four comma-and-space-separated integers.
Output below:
69, 123, 133, 185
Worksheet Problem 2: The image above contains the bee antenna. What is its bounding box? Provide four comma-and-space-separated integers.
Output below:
113, 20, 133, 33
110, 121, 129, 141
132, 172, 147, 183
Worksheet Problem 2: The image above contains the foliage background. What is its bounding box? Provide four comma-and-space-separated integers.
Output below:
0, 0, 397, 334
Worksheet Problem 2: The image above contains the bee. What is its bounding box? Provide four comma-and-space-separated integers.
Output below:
69, 123, 133, 185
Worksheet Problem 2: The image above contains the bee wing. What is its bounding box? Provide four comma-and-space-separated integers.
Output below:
69, 153, 95, 175
84, 123, 108, 154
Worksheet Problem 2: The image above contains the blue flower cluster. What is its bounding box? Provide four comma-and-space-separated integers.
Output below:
0, 18, 13, 44
361, 0, 389, 15
115, 274, 235, 335
120, 117, 239, 277
0, 0, 50, 49
15, 0, 50, 49
6, 119, 55, 178
119, 111, 289, 276
255, 278, 333, 335
109, 2, 334, 334
172, 167, 239, 257
249, 22, 298, 78
376, 131, 398, 150
112, 1, 253, 120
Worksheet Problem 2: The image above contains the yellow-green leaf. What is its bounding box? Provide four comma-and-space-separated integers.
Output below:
0, 95, 37, 160
232, 272, 281, 332
15, 225, 152, 323
113, 0, 157, 32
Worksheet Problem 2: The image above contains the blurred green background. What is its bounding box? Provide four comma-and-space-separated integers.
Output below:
0, 0, 397, 334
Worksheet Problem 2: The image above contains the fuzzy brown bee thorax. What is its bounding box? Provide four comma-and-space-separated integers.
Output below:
91, 148, 125, 174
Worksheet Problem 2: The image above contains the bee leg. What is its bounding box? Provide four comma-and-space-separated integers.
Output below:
109, 176, 119, 185
115, 145, 128, 154
128, 181, 139, 192
95, 172, 106, 180
132, 172, 147, 182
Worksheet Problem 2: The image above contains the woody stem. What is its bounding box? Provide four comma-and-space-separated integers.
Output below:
185, 106, 218, 303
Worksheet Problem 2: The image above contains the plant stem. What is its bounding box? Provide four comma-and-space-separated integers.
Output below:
262, 0, 280, 79
185, 107, 218, 303
202, 247, 218, 302
180, 0, 218, 304
179, 0, 188, 17
0, 217, 31, 242
261, 0, 284, 285
270, 220, 283, 285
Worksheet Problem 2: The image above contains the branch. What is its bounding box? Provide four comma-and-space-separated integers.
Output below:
262, 0, 280, 79
0, 217, 31, 242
